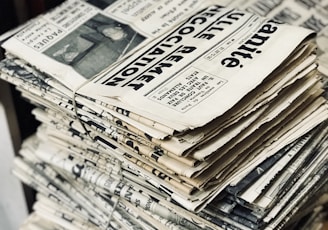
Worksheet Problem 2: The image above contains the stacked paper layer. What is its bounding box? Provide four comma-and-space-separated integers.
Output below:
0, 0, 327, 229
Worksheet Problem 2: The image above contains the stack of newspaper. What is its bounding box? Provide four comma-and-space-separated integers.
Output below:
0, 0, 327, 229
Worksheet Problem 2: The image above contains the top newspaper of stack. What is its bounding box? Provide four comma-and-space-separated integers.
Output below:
1, 0, 316, 132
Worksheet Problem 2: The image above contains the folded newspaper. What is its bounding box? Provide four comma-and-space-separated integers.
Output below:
1, 0, 328, 229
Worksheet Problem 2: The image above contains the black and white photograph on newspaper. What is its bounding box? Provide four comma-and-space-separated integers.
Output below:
44, 13, 146, 79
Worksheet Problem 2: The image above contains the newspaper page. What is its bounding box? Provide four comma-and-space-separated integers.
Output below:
79, 5, 316, 130
1, 2, 317, 131
1, 0, 215, 90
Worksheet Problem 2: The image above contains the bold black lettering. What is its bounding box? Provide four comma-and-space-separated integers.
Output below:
177, 46, 196, 53
190, 16, 207, 25
127, 82, 144, 90
104, 77, 126, 86
227, 12, 245, 20
258, 24, 278, 34
166, 55, 183, 62
178, 26, 195, 35
245, 33, 269, 46
149, 62, 172, 74
149, 47, 165, 55
221, 57, 240, 67
166, 35, 183, 44
231, 51, 253, 60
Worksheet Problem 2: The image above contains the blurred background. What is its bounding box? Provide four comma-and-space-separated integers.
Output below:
0, 1, 63, 229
